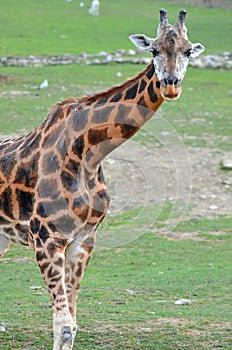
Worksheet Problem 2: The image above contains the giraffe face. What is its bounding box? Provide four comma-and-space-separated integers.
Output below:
129, 9, 205, 101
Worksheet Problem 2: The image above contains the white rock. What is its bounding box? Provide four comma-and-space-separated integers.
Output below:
0, 326, 6, 332
128, 49, 136, 55
160, 131, 170, 137
209, 205, 218, 210
200, 194, 207, 199
29, 285, 42, 290
105, 158, 115, 165
39, 79, 48, 89
174, 298, 191, 306
116, 72, 122, 78
222, 160, 232, 170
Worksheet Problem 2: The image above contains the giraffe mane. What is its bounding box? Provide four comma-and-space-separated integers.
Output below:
79, 61, 154, 103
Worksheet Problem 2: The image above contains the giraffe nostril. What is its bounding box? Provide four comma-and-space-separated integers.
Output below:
164, 78, 169, 86
164, 78, 179, 86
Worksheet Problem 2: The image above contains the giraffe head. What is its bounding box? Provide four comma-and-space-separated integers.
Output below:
129, 9, 205, 101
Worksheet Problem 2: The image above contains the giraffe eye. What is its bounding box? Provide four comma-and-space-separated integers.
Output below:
151, 48, 159, 57
185, 49, 192, 58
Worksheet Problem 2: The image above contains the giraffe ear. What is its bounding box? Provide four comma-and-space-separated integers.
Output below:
190, 43, 205, 58
129, 34, 153, 50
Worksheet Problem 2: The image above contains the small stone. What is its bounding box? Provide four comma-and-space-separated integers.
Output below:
0, 326, 6, 332
209, 205, 218, 210
39, 79, 48, 89
174, 298, 191, 306
223, 180, 231, 186
221, 160, 232, 170
200, 194, 207, 199
92, 59, 100, 65
208, 263, 213, 267
35, 292, 43, 296
29, 285, 42, 290
128, 49, 136, 55
160, 131, 170, 137
126, 289, 136, 296
98, 51, 107, 57
105, 158, 115, 165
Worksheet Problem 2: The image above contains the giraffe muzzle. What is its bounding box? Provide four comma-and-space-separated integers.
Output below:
160, 77, 182, 102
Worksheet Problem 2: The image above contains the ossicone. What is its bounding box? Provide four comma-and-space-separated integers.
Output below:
176, 9, 187, 27
159, 8, 169, 28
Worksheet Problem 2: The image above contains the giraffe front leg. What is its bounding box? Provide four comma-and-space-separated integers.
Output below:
65, 236, 95, 329
53, 315, 76, 350
32, 234, 75, 350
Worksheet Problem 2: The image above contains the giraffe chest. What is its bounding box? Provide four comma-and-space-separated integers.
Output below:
58, 166, 109, 226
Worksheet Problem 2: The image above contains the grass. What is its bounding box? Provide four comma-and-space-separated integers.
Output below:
0, 0, 231, 56
174, 216, 232, 233
0, 227, 232, 349
0, 1, 231, 349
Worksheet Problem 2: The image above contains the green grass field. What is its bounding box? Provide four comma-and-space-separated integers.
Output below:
0, 0, 231, 56
1, 232, 232, 349
0, 1, 232, 349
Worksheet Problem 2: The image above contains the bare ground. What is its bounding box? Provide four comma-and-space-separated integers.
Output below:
103, 142, 232, 227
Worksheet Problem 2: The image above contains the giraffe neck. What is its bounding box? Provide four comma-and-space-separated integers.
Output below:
66, 61, 164, 171
82, 61, 163, 111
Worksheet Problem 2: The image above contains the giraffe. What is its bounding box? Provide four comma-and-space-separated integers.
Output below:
0, 9, 204, 350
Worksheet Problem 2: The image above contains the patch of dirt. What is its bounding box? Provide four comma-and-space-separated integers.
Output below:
80, 318, 231, 334
0, 90, 30, 97
0, 75, 15, 84
153, 317, 192, 327
208, 321, 232, 330
163, 231, 204, 240
0, 90, 40, 98
103, 143, 232, 219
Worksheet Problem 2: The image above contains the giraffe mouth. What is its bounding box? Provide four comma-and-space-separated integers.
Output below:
161, 91, 182, 102
160, 85, 182, 102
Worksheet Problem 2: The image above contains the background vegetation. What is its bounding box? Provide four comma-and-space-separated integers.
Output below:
0, 1, 231, 349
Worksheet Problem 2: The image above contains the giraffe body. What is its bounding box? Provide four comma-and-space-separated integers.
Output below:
0, 9, 204, 350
